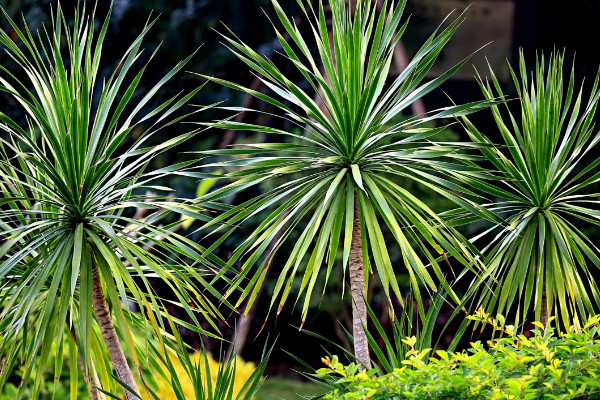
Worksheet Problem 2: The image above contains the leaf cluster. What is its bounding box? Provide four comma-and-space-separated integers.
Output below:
199, 0, 495, 328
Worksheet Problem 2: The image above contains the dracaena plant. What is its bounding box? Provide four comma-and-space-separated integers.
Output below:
460, 50, 600, 330
0, 4, 225, 400
198, 0, 494, 368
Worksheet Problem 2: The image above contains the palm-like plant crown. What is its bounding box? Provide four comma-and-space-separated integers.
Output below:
0, 5, 222, 397
200, 0, 493, 323
462, 51, 600, 329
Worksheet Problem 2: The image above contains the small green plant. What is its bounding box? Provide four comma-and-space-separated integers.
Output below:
316, 312, 600, 399
148, 317, 272, 400
154, 344, 270, 400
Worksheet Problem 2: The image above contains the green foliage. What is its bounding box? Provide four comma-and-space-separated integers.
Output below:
317, 313, 600, 400
0, 383, 74, 400
0, 340, 87, 400
0, 3, 227, 398
199, 0, 494, 326
459, 50, 600, 329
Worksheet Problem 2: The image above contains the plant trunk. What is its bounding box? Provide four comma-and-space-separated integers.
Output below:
349, 193, 371, 369
539, 285, 549, 328
91, 253, 140, 400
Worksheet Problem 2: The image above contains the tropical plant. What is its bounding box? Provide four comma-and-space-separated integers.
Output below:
0, 4, 225, 399
152, 335, 271, 400
153, 350, 259, 400
198, 0, 496, 368
119, 313, 271, 400
459, 50, 600, 330
316, 312, 600, 400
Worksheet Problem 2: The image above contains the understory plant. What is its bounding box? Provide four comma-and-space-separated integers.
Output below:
0, 4, 226, 399
459, 51, 600, 330
199, 0, 495, 368
153, 350, 261, 400
120, 314, 270, 400
317, 312, 600, 400
153, 336, 271, 400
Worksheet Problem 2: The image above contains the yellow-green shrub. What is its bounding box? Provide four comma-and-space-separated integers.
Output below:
317, 313, 600, 399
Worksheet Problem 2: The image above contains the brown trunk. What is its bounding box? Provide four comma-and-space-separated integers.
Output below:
349, 192, 371, 369
67, 322, 106, 400
539, 285, 549, 328
91, 253, 140, 400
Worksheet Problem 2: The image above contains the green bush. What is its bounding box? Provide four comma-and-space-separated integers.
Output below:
317, 312, 600, 399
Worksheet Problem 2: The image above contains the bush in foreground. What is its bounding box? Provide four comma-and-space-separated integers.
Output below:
317, 312, 600, 399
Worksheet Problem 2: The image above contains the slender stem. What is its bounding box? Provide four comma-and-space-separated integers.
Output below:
539, 285, 549, 328
349, 192, 371, 369
535, 250, 548, 328
91, 252, 140, 400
